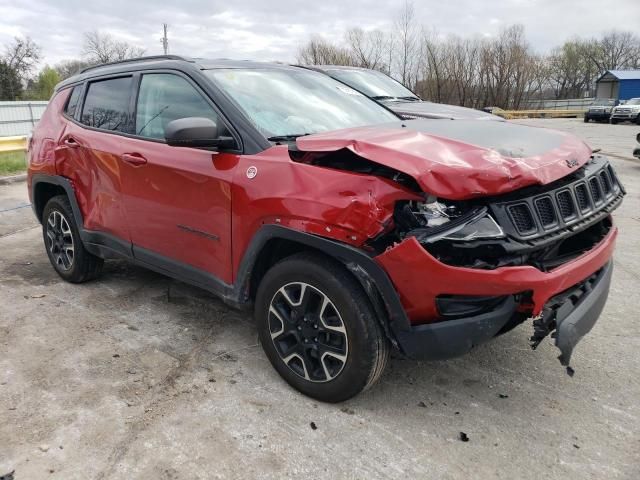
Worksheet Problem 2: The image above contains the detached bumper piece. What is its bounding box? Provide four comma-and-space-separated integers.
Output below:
530, 261, 613, 371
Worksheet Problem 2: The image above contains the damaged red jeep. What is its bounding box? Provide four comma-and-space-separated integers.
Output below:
28, 57, 624, 402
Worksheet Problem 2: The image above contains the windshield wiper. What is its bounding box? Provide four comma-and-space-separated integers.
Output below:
371, 95, 395, 101
399, 96, 420, 101
267, 134, 309, 143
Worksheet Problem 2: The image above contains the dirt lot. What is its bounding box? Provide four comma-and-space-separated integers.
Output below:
1, 119, 639, 479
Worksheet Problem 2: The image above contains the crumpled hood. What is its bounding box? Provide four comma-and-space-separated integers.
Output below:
387, 100, 503, 121
295, 119, 593, 200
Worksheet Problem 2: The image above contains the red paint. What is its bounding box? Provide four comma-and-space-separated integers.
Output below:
376, 228, 617, 324
29, 86, 618, 333
296, 125, 593, 200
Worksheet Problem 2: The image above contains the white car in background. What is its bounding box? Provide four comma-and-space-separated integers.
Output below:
610, 98, 640, 125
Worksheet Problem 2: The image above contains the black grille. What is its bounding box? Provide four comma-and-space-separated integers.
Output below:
535, 197, 556, 227
575, 183, 590, 210
491, 157, 623, 241
589, 177, 603, 203
600, 171, 612, 194
556, 190, 575, 219
508, 204, 536, 234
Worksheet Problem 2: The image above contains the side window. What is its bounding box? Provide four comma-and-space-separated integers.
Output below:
135, 73, 219, 140
64, 86, 82, 118
81, 77, 133, 133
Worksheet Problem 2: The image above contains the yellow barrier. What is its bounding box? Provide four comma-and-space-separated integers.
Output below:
0, 135, 27, 153
494, 110, 587, 120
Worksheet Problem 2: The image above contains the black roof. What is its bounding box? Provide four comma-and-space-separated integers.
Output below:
56, 55, 300, 91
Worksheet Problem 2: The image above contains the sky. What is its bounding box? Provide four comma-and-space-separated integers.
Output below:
0, 0, 639, 66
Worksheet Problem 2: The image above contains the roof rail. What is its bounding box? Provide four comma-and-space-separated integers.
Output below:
80, 55, 192, 73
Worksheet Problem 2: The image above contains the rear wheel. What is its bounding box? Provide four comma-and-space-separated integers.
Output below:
255, 253, 389, 402
42, 195, 103, 283
583, 115, 589, 123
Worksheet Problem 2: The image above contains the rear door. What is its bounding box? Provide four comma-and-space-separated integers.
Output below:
56, 76, 134, 244
117, 71, 239, 285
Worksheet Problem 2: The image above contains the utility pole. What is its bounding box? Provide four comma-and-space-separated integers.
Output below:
160, 24, 169, 55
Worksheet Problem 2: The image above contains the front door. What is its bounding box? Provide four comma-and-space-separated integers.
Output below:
119, 72, 239, 285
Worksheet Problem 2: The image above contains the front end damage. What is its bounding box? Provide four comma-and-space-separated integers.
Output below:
292, 122, 625, 370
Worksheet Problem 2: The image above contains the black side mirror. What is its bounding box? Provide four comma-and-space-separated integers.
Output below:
165, 117, 235, 149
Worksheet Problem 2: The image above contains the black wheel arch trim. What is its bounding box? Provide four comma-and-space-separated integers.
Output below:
233, 224, 411, 344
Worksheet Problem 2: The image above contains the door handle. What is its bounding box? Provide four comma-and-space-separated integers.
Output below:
121, 153, 148, 166
63, 137, 79, 148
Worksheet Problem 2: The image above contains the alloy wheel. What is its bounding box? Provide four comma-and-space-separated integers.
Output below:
268, 282, 349, 382
46, 210, 75, 271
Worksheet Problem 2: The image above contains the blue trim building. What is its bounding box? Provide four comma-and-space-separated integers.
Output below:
596, 70, 640, 101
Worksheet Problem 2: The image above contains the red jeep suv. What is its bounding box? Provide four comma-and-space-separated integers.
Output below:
27, 56, 624, 402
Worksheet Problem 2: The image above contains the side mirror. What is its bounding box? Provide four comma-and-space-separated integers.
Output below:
164, 117, 235, 149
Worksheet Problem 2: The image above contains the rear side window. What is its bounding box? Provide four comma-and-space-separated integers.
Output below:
65, 86, 82, 118
135, 73, 219, 140
81, 77, 133, 133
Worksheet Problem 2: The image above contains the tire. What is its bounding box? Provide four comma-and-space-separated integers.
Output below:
610, 119, 618, 125
583, 116, 589, 123
255, 252, 389, 402
636, 115, 640, 126
42, 195, 103, 283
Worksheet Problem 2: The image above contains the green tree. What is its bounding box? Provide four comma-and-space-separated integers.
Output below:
0, 60, 22, 100
30, 66, 60, 100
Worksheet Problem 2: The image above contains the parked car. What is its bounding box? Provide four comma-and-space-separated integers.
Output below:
584, 98, 618, 123
28, 56, 624, 402
610, 98, 640, 124
303, 65, 503, 121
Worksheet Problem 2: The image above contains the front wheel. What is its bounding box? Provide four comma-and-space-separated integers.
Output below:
255, 253, 389, 402
610, 118, 618, 124
583, 116, 589, 123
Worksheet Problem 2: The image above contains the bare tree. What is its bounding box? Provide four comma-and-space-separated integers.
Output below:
82, 31, 146, 64
344, 28, 388, 70
3, 36, 41, 78
394, 0, 418, 87
296, 37, 355, 66
585, 31, 640, 72
54, 59, 92, 80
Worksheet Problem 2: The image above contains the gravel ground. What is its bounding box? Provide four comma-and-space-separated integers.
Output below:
1, 118, 639, 479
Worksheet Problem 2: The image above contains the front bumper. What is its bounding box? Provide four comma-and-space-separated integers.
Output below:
611, 112, 640, 120
585, 111, 611, 120
376, 227, 617, 360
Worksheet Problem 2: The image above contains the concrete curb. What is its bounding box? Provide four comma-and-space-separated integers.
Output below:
0, 173, 27, 185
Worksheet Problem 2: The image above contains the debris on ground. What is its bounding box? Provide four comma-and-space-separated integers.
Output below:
498, 394, 509, 399
417, 401, 427, 408
38, 445, 49, 452
340, 407, 355, 415
459, 432, 469, 442
566, 366, 575, 377
310, 422, 318, 430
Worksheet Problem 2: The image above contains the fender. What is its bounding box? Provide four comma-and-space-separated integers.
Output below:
232, 224, 411, 342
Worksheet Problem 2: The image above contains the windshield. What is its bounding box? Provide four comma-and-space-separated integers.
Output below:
592, 99, 615, 106
625, 98, 640, 105
325, 69, 419, 100
206, 68, 398, 138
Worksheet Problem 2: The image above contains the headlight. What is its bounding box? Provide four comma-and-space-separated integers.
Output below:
401, 201, 505, 244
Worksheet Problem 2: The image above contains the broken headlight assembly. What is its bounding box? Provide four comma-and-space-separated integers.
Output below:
395, 198, 504, 244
